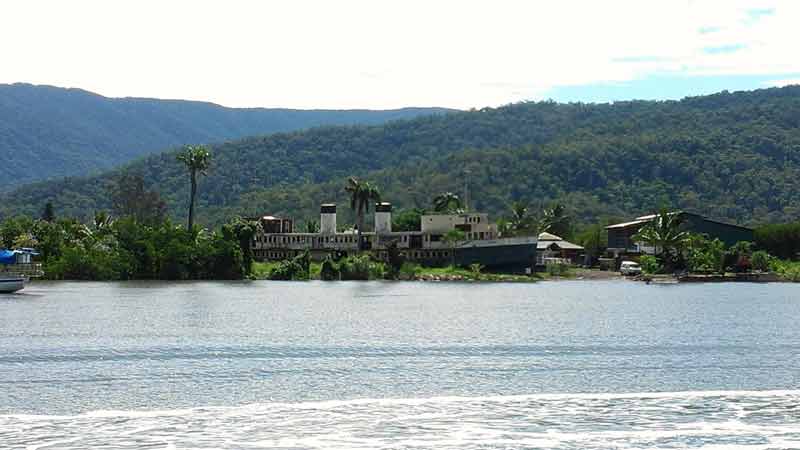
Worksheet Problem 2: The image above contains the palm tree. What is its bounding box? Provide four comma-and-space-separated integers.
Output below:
539, 203, 571, 238
176, 145, 211, 231
509, 201, 532, 235
433, 192, 462, 213
633, 210, 690, 270
305, 219, 320, 233
345, 177, 381, 251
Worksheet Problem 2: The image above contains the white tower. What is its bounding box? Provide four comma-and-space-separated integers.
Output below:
320, 204, 337, 234
374, 202, 392, 234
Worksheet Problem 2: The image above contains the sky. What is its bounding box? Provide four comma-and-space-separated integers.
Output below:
2, 0, 799, 110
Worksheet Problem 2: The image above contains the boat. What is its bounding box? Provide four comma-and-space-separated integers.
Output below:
0, 248, 43, 293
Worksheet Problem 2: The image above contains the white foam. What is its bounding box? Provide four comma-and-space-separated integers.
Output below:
3, 390, 799, 449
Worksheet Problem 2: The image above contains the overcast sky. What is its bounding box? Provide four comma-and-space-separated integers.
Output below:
3, 0, 799, 109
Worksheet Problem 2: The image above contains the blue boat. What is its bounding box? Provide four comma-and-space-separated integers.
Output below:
0, 249, 43, 293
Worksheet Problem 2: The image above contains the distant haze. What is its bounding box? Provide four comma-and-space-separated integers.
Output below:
2, 0, 799, 109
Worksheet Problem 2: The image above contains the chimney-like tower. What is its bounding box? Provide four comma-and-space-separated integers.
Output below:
374, 202, 392, 234
320, 203, 337, 234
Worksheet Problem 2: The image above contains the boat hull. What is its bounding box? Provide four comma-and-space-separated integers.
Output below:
0, 277, 26, 293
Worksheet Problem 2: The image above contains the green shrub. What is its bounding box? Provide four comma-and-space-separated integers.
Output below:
639, 254, 661, 274
755, 222, 800, 260
268, 251, 311, 281
685, 234, 725, 273
770, 259, 800, 282
339, 255, 372, 280
750, 250, 772, 272
545, 262, 569, 276
320, 256, 339, 281
398, 262, 421, 280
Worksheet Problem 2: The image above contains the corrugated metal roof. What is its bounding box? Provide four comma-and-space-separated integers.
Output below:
605, 219, 650, 229
537, 240, 584, 250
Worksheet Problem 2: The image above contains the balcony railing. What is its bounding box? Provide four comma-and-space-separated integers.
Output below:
0, 263, 44, 277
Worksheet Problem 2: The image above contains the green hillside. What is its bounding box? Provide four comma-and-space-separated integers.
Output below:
0, 83, 449, 187
3, 86, 800, 228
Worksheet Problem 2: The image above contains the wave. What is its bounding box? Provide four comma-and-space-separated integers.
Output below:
3, 390, 799, 449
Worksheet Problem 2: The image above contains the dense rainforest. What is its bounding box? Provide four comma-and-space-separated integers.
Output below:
0, 83, 449, 186
2, 86, 800, 229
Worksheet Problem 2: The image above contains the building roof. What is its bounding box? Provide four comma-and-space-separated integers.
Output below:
537, 240, 584, 250
605, 218, 650, 229
606, 211, 753, 231
535, 232, 584, 250
537, 232, 563, 241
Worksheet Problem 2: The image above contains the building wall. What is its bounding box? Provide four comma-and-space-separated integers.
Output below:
682, 214, 754, 247
420, 214, 495, 240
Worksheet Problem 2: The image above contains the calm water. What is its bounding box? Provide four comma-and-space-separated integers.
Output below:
1, 280, 799, 449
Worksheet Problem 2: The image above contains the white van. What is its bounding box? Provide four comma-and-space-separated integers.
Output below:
620, 261, 643, 276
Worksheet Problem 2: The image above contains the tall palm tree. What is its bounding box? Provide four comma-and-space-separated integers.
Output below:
433, 192, 462, 213
509, 201, 532, 235
176, 145, 211, 231
539, 203, 571, 238
345, 177, 381, 250
633, 210, 690, 270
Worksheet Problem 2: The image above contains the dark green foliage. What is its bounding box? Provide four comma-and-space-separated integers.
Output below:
385, 240, 405, 279
685, 234, 725, 273
338, 254, 372, 280
2, 215, 249, 280
633, 210, 690, 270
0, 83, 449, 187
724, 241, 754, 273
268, 250, 311, 281
320, 255, 340, 281
750, 250, 772, 272
222, 217, 262, 274
574, 224, 607, 260
109, 173, 167, 225
433, 192, 462, 213
41, 202, 55, 222
639, 255, 661, 274
392, 209, 423, 232
4, 86, 800, 229
755, 222, 800, 260
539, 203, 572, 239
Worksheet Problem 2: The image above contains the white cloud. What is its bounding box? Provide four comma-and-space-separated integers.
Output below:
0, 0, 797, 109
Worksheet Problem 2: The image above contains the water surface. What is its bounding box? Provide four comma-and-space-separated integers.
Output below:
1, 280, 798, 448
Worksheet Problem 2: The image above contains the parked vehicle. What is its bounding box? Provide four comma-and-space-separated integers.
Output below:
620, 260, 643, 276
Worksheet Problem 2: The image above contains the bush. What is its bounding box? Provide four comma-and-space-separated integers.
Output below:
685, 234, 725, 273
398, 262, 421, 280
639, 254, 661, 274
545, 262, 569, 276
771, 260, 800, 282
755, 222, 800, 260
268, 251, 311, 281
750, 250, 772, 272
320, 256, 339, 281
724, 241, 754, 273
339, 254, 372, 280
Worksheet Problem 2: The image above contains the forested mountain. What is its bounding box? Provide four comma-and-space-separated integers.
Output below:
0, 83, 450, 186
2, 86, 800, 228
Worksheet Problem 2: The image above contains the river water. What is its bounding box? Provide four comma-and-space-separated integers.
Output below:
1, 280, 799, 449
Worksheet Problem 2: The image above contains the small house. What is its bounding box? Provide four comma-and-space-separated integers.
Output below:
536, 232, 584, 266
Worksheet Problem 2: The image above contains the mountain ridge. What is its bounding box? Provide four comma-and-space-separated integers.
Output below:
0, 82, 452, 186
2, 85, 799, 228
